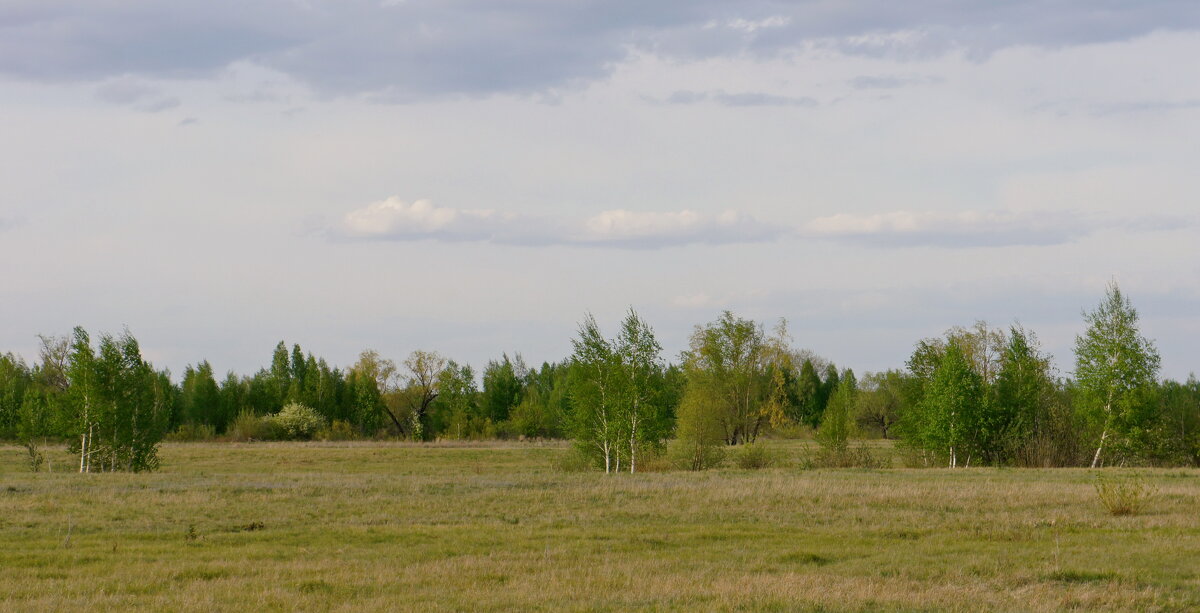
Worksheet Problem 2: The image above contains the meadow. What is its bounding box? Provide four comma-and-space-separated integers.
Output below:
1, 441, 1197, 612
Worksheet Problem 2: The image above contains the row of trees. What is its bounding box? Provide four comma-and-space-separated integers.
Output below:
2, 282, 1196, 471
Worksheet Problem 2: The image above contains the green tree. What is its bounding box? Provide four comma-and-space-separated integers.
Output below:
990, 326, 1055, 464
567, 314, 621, 472
917, 344, 984, 467
817, 375, 857, 453
680, 311, 791, 445
855, 370, 906, 439
481, 355, 524, 424
1074, 282, 1161, 467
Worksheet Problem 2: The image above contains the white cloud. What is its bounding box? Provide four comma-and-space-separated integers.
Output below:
339, 198, 780, 248
342, 197, 509, 242
727, 16, 791, 34
802, 209, 1183, 248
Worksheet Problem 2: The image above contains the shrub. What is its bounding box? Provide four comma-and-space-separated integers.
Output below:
807, 444, 886, 469
226, 411, 277, 442
1095, 473, 1156, 516
317, 420, 358, 441
271, 403, 327, 440
733, 442, 775, 469
166, 423, 217, 442
667, 436, 725, 471
24, 440, 44, 472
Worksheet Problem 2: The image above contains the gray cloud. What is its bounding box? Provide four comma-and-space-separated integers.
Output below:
94, 77, 181, 112
3, 2, 1198, 98
336, 197, 782, 249
662, 89, 818, 107
801, 210, 1191, 248
848, 74, 942, 89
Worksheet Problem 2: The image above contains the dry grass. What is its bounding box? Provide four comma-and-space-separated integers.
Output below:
1, 441, 1198, 611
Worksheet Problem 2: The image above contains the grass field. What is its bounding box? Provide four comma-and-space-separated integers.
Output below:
1, 441, 1198, 612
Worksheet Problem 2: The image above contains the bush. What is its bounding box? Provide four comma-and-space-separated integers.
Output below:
271, 403, 327, 440
1095, 473, 1156, 516
317, 420, 358, 441
24, 440, 44, 472
226, 411, 277, 442
733, 442, 775, 469
667, 436, 725, 471
556, 447, 597, 473
166, 423, 217, 442
807, 444, 886, 469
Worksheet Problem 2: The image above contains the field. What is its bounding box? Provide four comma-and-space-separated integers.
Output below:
1, 441, 1198, 612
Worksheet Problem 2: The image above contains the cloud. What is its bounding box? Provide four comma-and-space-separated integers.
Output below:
801, 209, 1187, 248
3, 2, 1198, 98
337, 197, 781, 248
94, 76, 181, 112
661, 90, 818, 107
848, 74, 942, 89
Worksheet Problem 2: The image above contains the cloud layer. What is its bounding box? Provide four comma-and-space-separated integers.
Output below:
340, 200, 1186, 250
339, 197, 781, 248
3, 1, 1198, 98
802, 210, 1187, 248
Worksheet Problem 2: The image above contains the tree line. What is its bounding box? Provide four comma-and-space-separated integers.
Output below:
1, 282, 1196, 471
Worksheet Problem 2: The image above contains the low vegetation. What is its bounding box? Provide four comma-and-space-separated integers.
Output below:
1, 441, 1197, 611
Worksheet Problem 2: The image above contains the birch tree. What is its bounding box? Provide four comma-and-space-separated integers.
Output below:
568, 313, 619, 472
613, 309, 666, 473
1074, 282, 1160, 467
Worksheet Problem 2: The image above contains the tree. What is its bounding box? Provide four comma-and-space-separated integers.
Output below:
65, 327, 170, 472
990, 326, 1055, 464
350, 350, 401, 434
1074, 282, 1161, 467
680, 311, 791, 445
612, 309, 667, 472
817, 375, 857, 454
568, 313, 620, 472
917, 344, 984, 467
180, 360, 220, 429
429, 362, 480, 439
481, 355, 524, 424
793, 359, 823, 428
398, 350, 447, 440
855, 370, 906, 439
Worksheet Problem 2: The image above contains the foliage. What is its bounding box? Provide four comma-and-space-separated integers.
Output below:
226, 411, 277, 442
1074, 282, 1161, 467
1094, 473, 1156, 516
567, 310, 670, 472
669, 386, 726, 471
270, 403, 327, 440
165, 423, 217, 442
817, 374, 857, 454
679, 311, 792, 445
64, 327, 171, 472
732, 441, 775, 469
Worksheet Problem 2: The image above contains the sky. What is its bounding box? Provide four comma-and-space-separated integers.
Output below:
2, 1, 1199, 380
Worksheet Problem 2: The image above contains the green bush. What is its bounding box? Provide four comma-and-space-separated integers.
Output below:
1095, 473, 1156, 516
271, 403, 327, 441
733, 442, 775, 469
317, 420, 358, 441
226, 411, 277, 442
166, 423, 217, 442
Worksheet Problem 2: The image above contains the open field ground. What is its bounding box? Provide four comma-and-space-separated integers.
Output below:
1, 441, 1198, 612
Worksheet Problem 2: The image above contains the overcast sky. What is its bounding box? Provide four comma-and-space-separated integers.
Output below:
2, 1, 1199, 379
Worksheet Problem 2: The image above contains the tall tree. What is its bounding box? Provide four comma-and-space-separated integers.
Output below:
612, 309, 667, 473
399, 350, 447, 440
567, 314, 621, 472
1074, 282, 1161, 467
680, 311, 791, 445
918, 344, 984, 467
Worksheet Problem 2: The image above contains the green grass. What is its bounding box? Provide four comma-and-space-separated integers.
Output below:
1, 441, 1198, 611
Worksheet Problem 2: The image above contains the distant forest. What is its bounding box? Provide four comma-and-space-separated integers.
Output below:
2, 282, 1197, 472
